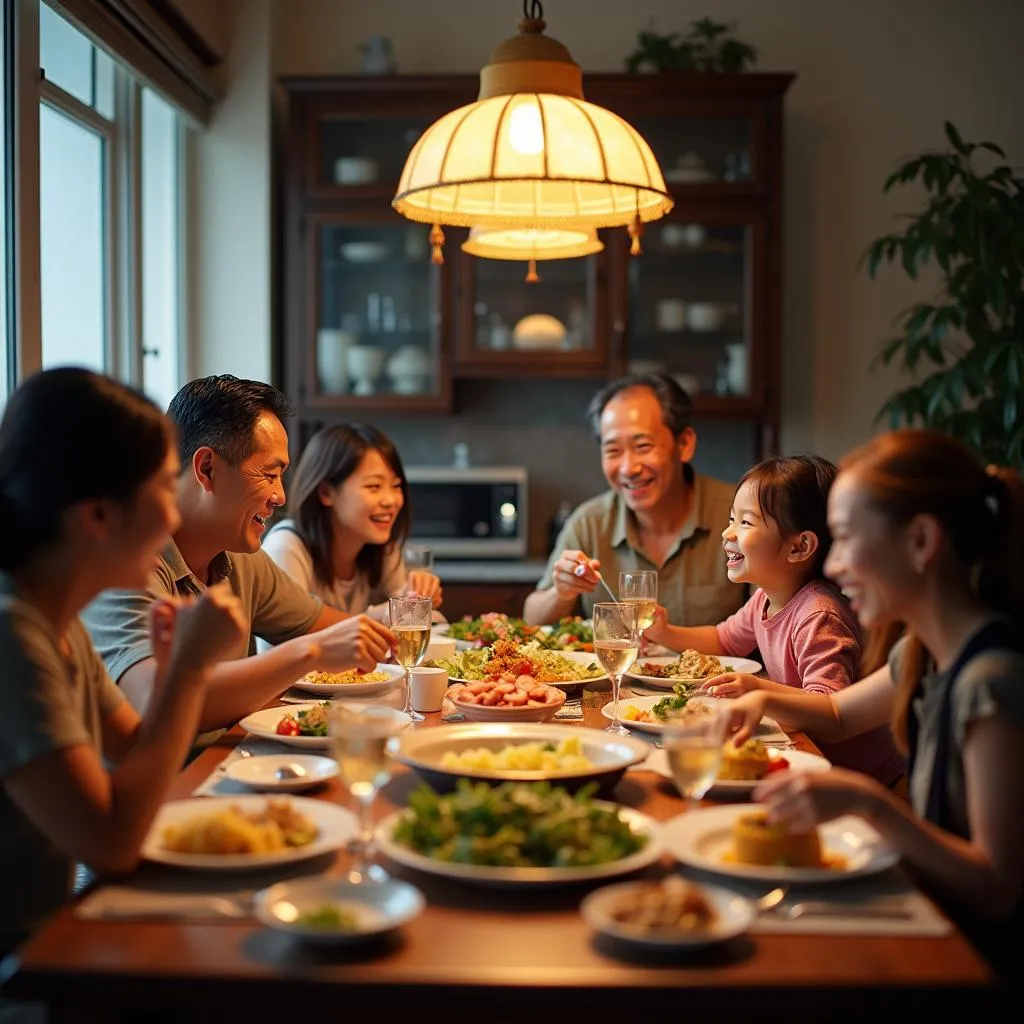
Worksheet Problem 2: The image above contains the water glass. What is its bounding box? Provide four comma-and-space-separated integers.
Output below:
593, 602, 640, 736
404, 544, 433, 571
662, 703, 729, 811
329, 702, 407, 882
388, 594, 433, 722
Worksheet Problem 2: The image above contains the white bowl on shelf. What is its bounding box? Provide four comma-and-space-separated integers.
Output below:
346, 345, 386, 396
333, 157, 378, 184
340, 241, 388, 263
512, 313, 566, 350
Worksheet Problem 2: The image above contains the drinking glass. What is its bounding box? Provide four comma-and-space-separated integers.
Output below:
404, 544, 433, 571
662, 703, 729, 811
328, 701, 407, 883
593, 602, 640, 736
619, 570, 658, 631
388, 594, 432, 722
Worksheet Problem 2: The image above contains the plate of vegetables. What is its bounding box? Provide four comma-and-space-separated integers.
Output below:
375, 779, 663, 886
435, 639, 605, 692
239, 702, 334, 748
440, 612, 542, 649
536, 616, 593, 652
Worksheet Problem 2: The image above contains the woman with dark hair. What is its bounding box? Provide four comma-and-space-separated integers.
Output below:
728, 429, 1024, 978
262, 425, 442, 619
645, 454, 904, 784
0, 368, 245, 966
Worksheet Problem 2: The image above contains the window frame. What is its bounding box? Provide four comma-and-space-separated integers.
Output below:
7, 0, 189, 400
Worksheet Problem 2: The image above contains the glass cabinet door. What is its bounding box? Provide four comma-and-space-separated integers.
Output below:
314, 114, 431, 195
624, 217, 761, 406
455, 246, 608, 372
629, 115, 759, 190
307, 215, 449, 410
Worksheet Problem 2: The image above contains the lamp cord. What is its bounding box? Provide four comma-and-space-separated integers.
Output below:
522, 0, 543, 20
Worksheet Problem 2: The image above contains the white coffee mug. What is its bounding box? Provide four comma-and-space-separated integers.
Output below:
410, 666, 449, 713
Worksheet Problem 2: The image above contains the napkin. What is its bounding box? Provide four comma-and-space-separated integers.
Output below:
76, 885, 253, 922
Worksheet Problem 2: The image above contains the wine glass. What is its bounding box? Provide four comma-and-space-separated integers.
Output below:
662, 703, 730, 811
593, 602, 640, 736
619, 570, 658, 630
329, 702, 407, 883
404, 544, 433, 571
388, 594, 432, 723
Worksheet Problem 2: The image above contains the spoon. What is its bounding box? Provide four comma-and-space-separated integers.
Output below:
275, 762, 307, 781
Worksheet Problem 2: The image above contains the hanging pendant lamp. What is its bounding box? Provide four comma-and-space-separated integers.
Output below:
462, 225, 603, 282
393, 0, 673, 265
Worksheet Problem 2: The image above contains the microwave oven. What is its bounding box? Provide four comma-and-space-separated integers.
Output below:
404, 466, 528, 559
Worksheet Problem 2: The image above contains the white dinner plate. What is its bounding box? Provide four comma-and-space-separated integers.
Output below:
626, 655, 763, 690
224, 754, 339, 793
142, 795, 357, 871
375, 804, 663, 887
643, 746, 831, 795
662, 805, 899, 884
239, 702, 333, 749
580, 879, 755, 949
604, 695, 788, 742
290, 663, 403, 697
255, 876, 425, 946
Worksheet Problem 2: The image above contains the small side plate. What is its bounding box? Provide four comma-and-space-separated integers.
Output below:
225, 754, 339, 793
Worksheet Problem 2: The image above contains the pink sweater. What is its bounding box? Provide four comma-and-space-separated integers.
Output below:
716, 580, 905, 785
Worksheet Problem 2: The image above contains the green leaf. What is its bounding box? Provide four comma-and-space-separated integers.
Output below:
978, 141, 1007, 158
944, 121, 968, 154
1004, 392, 1018, 432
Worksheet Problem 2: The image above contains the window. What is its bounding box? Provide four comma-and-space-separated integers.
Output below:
36, 1, 188, 404
1, 0, 11, 401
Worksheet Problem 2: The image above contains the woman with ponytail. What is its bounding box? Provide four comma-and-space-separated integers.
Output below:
726, 429, 1024, 979
0, 369, 245, 974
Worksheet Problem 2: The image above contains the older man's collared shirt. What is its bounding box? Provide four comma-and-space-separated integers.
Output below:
534, 472, 744, 626
82, 539, 323, 684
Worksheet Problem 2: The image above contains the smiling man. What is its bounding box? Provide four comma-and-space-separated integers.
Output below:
524, 373, 744, 626
82, 375, 394, 733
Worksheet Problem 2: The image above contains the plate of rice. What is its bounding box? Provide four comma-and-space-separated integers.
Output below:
291, 663, 403, 697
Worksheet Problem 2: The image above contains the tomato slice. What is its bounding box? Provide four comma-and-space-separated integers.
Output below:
276, 715, 300, 736
764, 756, 790, 773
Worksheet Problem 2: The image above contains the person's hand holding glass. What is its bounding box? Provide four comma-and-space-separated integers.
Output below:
662, 702, 729, 811
619, 569, 658, 655
593, 602, 639, 736
403, 544, 443, 609
329, 702, 407, 883
388, 594, 432, 722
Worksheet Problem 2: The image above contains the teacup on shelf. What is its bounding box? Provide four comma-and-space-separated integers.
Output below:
346, 345, 386, 396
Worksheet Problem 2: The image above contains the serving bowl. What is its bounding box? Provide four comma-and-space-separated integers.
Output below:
446, 684, 566, 724
391, 722, 650, 796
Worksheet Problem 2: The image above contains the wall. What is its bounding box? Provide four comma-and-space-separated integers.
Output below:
179, 0, 1024, 547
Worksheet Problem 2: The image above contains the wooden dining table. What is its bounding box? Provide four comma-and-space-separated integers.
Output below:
4, 684, 996, 1023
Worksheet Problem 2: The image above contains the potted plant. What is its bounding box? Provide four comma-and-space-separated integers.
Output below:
863, 122, 1024, 468
624, 17, 758, 74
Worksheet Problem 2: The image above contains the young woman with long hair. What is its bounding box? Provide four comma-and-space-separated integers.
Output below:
727, 429, 1024, 977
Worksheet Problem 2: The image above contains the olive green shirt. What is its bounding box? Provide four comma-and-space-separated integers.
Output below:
81, 539, 324, 685
534, 471, 744, 625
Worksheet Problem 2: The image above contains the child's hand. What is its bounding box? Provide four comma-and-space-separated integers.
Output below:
700, 671, 761, 698
642, 603, 670, 644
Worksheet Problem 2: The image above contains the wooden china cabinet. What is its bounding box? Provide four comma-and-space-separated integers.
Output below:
279, 72, 794, 456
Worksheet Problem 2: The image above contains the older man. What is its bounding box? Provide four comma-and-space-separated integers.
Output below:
524, 373, 744, 627
83, 375, 394, 732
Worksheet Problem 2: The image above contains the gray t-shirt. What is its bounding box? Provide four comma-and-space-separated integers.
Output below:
261, 519, 406, 618
889, 625, 1024, 836
0, 575, 125, 958
81, 539, 324, 684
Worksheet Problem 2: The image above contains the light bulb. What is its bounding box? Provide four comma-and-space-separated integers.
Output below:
507, 103, 544, 156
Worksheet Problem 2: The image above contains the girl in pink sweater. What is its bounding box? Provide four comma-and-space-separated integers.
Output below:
645, 455, 904, 785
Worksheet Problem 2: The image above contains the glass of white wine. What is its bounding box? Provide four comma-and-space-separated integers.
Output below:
328, 701, 407, 883
593, 602, 640, 736
662, 703, 730, 811
388, 594, 433, 723
619, 570, 658, 631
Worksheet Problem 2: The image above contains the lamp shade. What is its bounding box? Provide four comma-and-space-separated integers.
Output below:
462, 225, 604, 261
393, 3, 672, 244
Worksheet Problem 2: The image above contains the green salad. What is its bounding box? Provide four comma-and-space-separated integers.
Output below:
650, 682, 698, 721
392, 780, 647, 868
537, 616, 593, 651
295, 904, 359, 931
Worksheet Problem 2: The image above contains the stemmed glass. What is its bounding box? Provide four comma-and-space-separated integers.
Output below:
328, 701, 407, 883
662, 703, 730, 811
388, 594, 432, 723
619, 570, 658, 631
593, 602, 640, 736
